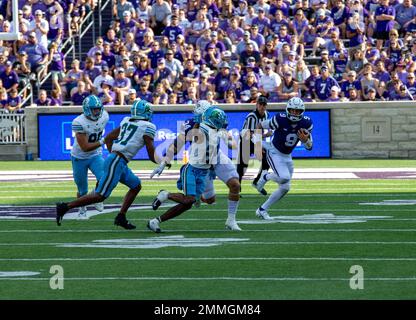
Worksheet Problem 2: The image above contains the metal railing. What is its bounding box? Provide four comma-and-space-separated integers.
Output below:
78, 7, 96, 59
99, 0, 113, 39
0, 112, 26, 144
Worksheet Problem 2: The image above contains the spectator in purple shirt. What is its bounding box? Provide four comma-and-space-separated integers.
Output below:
204, 31, 226, 54
374, 0, 396, 50
147, 41, 165, 69
120, 11, 137, 40
374, 59, 391, 86
136, 80, 153, 101
162, 15, 184, 43
212, 61, 232, 100
87, 37, 105, 57
113, 67, 131, 105
182, 59, 200, 90
19, 32, 49, 74
82, 57, 101, 92
331, 0, 349, 38
269, 9, 289, 35
35, 89, 53, 106
0, 61, 19, 93
226, 16, 245, 45
48, 41, 66, 92
102, 42, 116, 70
251, 7, 270, 35
153, 58, 172, 85
250, 24, 266, 51
6, 89, 23, 113
313, 65, 340, 101
405, 72, 416, 98
71, 81, 90, 105
340, 70, 362, 99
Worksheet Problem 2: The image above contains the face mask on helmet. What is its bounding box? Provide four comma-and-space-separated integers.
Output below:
193, 100, 211, 123
194, 100, 211, 114
83, 95, 103, 121
286, 97, 305, 122
131, 99, 153, 120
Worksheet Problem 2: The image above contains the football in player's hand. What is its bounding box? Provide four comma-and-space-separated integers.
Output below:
297, 128, 310, 142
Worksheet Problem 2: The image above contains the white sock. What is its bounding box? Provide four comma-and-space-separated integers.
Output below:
261, 188, 289, 210
227, 199, 239, 220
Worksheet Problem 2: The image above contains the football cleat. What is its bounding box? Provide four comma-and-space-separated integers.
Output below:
225, 218, 242, 231
152, 190, 169, 210
254, 172, 268, 194
56, 202, 69, 226
114, 213, 136, 230
78, 206, 88, 219
147, 218, 161, 233
252, 181, 267, 196
94, 202, 104, 212
256, 207, 272, 220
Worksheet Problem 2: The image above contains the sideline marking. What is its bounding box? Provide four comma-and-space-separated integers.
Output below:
1, 257, 416, 262
1, 276, 416, 282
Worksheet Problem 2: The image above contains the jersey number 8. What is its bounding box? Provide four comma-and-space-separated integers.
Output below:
88, 132, 103, 143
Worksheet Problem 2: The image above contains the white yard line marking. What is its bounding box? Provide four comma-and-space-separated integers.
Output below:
1, 276, 416, 282
1, 241, 416, 246
1, 257, 416, 262
1, 228, 416, 233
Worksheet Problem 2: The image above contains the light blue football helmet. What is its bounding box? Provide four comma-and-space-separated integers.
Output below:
131, 99, 153, 120
202, 107, 228, 130
82, 95, 103, 121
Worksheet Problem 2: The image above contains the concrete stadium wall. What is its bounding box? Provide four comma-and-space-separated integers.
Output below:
24, 101, 416, 160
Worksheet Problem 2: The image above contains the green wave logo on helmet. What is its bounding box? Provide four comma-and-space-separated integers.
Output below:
131, 99, 153, 120
82, 95, 103, 121
202, 107, 228, 130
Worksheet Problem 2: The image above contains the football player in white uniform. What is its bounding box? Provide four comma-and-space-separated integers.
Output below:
56, 99, 161, 229
254, 97, 313, 219
147, 107, 230, 233
71, 95, 108, 218
150, 101, 241, 231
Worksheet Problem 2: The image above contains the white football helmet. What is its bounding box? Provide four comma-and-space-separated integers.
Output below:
286, 97, 305, 122
193, 100, 211, 116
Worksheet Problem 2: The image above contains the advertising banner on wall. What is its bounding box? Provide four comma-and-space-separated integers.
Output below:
38, 110, 331, 160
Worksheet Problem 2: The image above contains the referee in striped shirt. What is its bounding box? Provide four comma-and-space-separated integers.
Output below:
237, 95, 271, 195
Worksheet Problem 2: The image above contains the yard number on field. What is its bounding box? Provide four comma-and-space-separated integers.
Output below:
49, 265, 64, 290
349, 265, 364, 290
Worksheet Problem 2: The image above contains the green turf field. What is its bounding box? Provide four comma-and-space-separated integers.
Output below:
0, 160, 416, 299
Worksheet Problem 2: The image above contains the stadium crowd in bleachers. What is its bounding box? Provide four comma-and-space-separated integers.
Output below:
2, 0, 416, 111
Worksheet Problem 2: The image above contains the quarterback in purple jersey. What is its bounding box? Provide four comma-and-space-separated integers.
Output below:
254, 97, 313, 220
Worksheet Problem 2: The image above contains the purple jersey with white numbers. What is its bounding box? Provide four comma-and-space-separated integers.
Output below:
268, 112, 313, 154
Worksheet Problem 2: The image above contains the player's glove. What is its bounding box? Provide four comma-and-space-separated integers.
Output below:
150, 161, 172, 179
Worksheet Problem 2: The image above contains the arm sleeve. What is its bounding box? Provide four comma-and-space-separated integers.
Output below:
144, 123, 156, 139
71, 120, 85, 133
